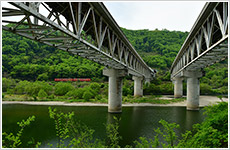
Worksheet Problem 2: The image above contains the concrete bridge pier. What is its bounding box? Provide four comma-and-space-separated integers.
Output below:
172, 77, 183, 98
186, 71, 203, 110
103, 68, 127, 113
132, 76, 143, 97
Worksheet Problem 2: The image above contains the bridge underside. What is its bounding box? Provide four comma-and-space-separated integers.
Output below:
171, 2, 228, 110
2, 2, 155, 79
2, 2, 156, 113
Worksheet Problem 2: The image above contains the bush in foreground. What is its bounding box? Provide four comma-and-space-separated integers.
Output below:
2, 102, 228, 148
177, 102, 228, 148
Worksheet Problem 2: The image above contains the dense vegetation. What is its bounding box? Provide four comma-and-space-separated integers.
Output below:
121, 28, 188, 70
2, 102, 228, 148
2, 25, 104, 81
2, 25, 227, 95
121, 28, 228, 95
2, 78, 186, 104
2, 20, 228, 149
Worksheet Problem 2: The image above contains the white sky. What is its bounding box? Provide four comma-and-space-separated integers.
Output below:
104, 1, 206, 32
1, 1, 206, 32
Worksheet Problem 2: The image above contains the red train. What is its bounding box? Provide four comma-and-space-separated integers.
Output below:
54, 78, 91, 82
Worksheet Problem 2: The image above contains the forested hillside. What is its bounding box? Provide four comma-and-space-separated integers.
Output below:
2, 26, 227, 94
2, 27, 104, 81
121, 28, 188, 70
121, 28, 227, 94
2, 27, 189, 80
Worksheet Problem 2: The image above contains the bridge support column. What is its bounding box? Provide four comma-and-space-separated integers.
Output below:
173, 77, 183, 98
132, 76, 143, 97
185, 71, 203, 110
103, 68, 127, 113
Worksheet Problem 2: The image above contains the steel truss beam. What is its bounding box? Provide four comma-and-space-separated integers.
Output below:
2, 2, 156, 79
171, 2, 228, 78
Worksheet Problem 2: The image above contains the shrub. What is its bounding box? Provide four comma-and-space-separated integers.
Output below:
177, 102, 228, 148
212, 86, 228, 95
143, 83, 161, 95
89, 82, 101, 93
54, 82, 74, 96
65, 88, 86, 99
200, 83, 213, 95
2, 78, 16, 92
14, 80, 30, 94
26, 81, 53, 96
106, 116, 122, 148
122, 80, 133, 96
48, 107, 104, 148
95, 95, 102, 101
48, 94, 55, 100
158, 82, 173, 95
2, 116, 40, 148
38, 89, 48, 99
123, 87, 132, 96
82, 90, 93, 101
100, 83, 108, 96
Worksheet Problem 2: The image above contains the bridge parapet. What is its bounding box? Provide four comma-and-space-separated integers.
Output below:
170, 2, 228, 79
2, 2, 156, 79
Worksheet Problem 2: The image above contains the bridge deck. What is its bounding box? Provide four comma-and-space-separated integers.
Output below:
2, 2, 156, 79
170, 2, 228, 78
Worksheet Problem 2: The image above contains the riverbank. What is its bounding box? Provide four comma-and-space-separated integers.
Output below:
2, 95, 227, 107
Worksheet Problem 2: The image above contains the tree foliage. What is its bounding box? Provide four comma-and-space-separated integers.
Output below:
2, 26, 104, 81
2, 25, 227, 95
177, 102, 228, 148
54, 82, 74, 96
2, 116, 40, 148
121, 28, 188, 70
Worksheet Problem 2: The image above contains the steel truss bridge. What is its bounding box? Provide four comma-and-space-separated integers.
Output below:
2, 2, 156, 113
170, 2, 228, 110
2, 2, 156, 80
171, 2, 228, 78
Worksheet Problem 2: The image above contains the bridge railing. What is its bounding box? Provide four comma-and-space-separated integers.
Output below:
170, 2, 228, 78
2, 2, 156, 79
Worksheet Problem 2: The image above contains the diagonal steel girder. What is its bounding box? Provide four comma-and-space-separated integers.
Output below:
170, 2, 228, 79
2, 2, 156, 79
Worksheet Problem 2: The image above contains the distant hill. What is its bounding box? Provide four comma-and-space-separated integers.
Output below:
121, 28, 188, 70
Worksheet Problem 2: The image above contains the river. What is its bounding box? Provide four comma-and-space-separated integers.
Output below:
2, 104, 206, 148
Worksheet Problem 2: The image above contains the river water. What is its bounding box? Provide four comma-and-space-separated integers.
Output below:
2, 104, 206, 148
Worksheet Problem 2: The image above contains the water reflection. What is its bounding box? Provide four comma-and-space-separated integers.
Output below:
2, 104, 205, 148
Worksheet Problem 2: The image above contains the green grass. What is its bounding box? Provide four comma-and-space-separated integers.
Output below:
123, 95, 185, 104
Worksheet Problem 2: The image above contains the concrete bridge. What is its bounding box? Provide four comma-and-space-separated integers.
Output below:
170, 2, 228, 110
2, 2, 156, 113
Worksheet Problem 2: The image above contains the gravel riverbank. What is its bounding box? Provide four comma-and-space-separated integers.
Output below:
2, 95, 227, 107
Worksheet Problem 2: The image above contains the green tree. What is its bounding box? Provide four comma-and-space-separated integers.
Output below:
2, 116, 40, 148
37, 73, 49, 81
26, 81, 53, 96
2, 78, 16, 92
55, 82, 74, 96
14, 80, 30, 94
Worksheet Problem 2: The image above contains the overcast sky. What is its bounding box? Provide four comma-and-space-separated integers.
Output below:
104, 1, 206, 32
1, 1, 206, 32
